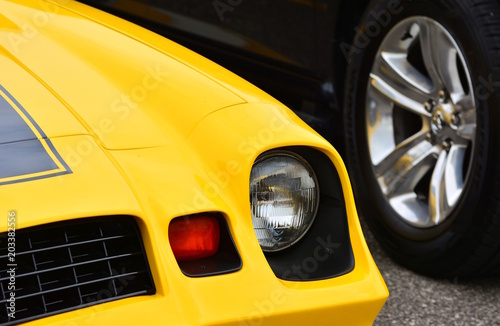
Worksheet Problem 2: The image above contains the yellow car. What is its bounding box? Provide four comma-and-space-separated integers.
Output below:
0, 0, 388, 325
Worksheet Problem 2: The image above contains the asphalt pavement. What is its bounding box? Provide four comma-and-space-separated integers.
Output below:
360, 220, 500, 325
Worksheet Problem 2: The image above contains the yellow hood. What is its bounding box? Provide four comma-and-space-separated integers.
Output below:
0, 0, 280, 149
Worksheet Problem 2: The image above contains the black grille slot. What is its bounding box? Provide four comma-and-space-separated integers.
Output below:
0, 216, 155, 325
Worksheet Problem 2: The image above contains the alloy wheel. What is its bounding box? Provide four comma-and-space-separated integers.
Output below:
366, 17, 477, 228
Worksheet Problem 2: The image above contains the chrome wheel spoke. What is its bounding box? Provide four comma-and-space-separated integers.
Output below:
419, 19, 466, 101
380, 51, 434, 96
444, 144, 466, 207
428, 145, 466, 224
418, 20, 443, 90
456, 95, 476, 140
456, 92, 474, 111
429, 150, 448, 225
377, 140, 439, 198
374, 131, 430, 175
369, 73, 430, 117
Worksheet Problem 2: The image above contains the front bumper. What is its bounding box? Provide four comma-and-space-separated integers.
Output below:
15, 103, 388, 325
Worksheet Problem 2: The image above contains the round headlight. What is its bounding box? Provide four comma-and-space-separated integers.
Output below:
250, 152, 319, 252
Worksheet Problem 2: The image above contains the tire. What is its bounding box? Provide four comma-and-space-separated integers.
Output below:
344, 0, 500, 277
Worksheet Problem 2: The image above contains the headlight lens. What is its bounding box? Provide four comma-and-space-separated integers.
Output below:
250, 152, 319, 252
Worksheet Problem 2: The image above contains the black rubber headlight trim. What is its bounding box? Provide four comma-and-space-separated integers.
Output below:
255, 147, 355, 281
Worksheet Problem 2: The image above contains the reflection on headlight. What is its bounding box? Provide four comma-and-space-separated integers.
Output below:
250, 151, 319, 252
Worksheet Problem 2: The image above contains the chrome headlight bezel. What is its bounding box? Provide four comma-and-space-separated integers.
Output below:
250, 150, 320, 252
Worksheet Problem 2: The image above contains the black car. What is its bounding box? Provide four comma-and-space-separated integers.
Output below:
80, 0, 500, 277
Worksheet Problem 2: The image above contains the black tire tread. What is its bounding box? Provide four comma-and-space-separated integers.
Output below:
459, 0, 500, 276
